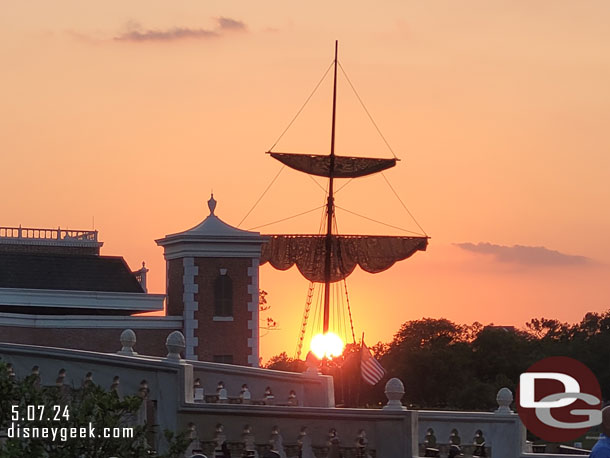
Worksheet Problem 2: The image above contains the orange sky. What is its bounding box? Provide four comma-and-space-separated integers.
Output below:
2, 1, 609, 361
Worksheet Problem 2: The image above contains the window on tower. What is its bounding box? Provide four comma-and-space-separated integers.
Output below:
214, 274, 233, 317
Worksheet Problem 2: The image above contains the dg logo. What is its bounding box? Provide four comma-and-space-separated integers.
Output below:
517, 356, 602, 442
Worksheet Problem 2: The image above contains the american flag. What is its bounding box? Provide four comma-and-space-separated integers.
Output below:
360, 341, 385, 385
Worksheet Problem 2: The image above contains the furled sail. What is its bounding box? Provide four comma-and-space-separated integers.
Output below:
268, 152, 397, 178
261, 235, 428, 283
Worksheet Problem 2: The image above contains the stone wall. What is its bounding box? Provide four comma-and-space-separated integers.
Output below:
0, 325, 176, 356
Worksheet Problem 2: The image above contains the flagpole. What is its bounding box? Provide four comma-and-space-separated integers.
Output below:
356, 332, 364, 407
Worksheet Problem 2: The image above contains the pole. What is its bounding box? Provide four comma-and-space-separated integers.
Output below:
323, 40, 338, 335
356, 332, 364, 407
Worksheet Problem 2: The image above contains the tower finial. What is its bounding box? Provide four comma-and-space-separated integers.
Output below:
208, 193, 217, 215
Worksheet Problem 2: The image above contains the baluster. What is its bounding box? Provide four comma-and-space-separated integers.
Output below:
242, 424, 257, 457
297, 427, 315, 458
269, 425, 287, 458
473, 429, 486, 457
327, 428, 341, 458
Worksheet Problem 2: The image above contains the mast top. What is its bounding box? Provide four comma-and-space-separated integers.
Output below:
267, 39, 396, 179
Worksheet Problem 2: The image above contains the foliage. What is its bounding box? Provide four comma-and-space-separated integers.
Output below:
0, 363, 189, 458
264, 310, 610, 411
264, 352, 306, 372
259, 289, 278, 336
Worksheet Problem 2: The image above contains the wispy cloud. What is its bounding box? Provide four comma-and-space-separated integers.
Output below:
455, 242, 591, 266
217, 17, 246, 31
115, 17, 246, 42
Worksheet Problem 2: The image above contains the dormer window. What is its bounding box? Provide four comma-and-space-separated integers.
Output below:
214, 272, 233, 317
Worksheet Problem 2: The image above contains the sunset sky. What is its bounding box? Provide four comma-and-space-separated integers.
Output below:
2, 1, 609, 361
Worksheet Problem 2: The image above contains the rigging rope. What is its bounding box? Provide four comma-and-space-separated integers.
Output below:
295, 281, 316, 359
333, 213, 356, 345
338, 61, 399, 160
310, 283, 323, 347
295, 192, 330, 359
247, 205, 325, 231
343, 278, 357, 344
238, 166, 285, 228
334, 178, 354, 195
307, 174, 327, 194
381, 172, 428, 237
268, 60, 335, 152
334, 205, 426, 236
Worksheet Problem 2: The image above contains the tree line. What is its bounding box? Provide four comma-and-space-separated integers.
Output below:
266, 310, 610, 410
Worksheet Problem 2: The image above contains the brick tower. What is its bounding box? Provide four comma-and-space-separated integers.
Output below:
156, 195, 265, 366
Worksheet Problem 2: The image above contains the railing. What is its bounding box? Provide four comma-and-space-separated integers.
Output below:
418, 410, 522, 458
0, 226, 98, 242
0, 332, 416, 457
190, 361, 334, 408
2, 331, 593, 458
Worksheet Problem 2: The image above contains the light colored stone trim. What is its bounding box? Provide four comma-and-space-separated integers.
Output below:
0, 312, 182, 329
182, 257, 199, 360
159, 242, 264, 260
212, 316, 234, 322
0, 238, 100, 249
246, 258, 259, 367
0, 287, 164, 312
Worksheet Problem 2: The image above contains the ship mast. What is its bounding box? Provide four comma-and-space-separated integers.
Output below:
261, 41, 429, 357
323, 40, 339, 335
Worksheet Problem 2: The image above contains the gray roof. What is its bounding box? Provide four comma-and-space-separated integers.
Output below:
0, 253, 144, 293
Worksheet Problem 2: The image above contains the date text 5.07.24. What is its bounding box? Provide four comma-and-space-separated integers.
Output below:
11, 405, 70, 422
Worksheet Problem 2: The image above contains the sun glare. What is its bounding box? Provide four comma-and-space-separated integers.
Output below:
310, 332, 344, 359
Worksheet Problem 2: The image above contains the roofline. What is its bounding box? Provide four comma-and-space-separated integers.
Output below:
0, 287, 164, 312
0, 312, 180, 329
156, 234, 269, 246
0, 237, 103, 248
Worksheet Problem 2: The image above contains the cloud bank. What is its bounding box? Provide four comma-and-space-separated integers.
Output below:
455, 242, 591, 266
115, 17, 246, 42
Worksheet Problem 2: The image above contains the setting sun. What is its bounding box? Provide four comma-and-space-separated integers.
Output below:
310, 332, 345, 359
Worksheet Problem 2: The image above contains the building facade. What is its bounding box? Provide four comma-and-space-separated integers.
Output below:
0, 195, 264, 366
156, 194, 265, 365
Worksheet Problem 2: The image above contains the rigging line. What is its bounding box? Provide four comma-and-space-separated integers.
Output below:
331, 213, 347, 343
332, 212, 355, 345
268, 60, 335, 152
334, 178, 354, 195
338, 61, 398, 160
308, 174, 327, 194
342, 293, 347, 342
332, 210, 339, 234
318, 203, 327, 234
296, 281, 316, 359
238, 166, 285, 228
310, 284, 319, 333
312, 282, 323, 338
343, 278, 357, 344
337, 283, 341, 336
334, 283, 345, 334
334, 205, 426, 236
338, 282, 344, 343
247, 205, 325, 231
320, 183, 330, 234
381, 172, 428, 237
331, 282, 335, 335
297, 192, 328, 359
335, 282, 341, 338
337, 283, 342, 340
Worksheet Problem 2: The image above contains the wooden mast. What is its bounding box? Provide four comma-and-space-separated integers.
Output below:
323, 40, 338, 335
